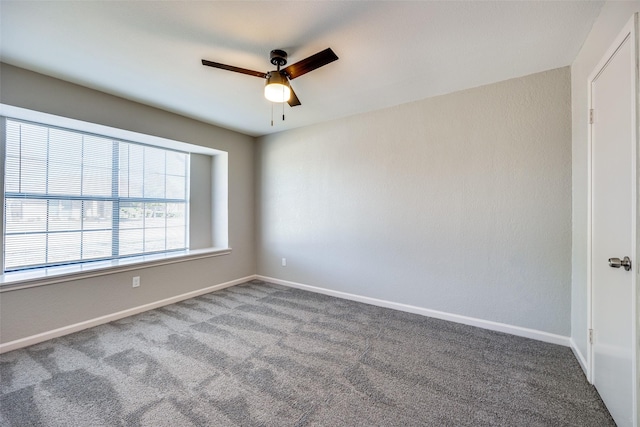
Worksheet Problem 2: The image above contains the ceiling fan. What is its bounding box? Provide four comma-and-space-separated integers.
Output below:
201, 48, 338, 107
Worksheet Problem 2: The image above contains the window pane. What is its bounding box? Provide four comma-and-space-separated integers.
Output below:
166, 202, 185, 222
5, 234, 47, 269
5, 120, 21, 158
166, 175, 186, 199
83, 137, 113, 196
83, 135, 113, 168
48, 232, 81, 264
119, 143, 144, 198
83, 201, 112, 230
145, 173, 166, 198
19, 159, 47, 194
118, 142, 130, 197
49, 128, 82, 165
19, 122, 48, 161
120, 202, 144, 229
83, 230, 112, 260
145, 227, 166, 252
82, 166, 112, 197
119, 229, 143, 256
48, 161, 82, 195
49, 200, 82, 232
5, 199, 48, 233
166, 151, 186, 176
167, 226, 186, 250
144, 203, 165, 252
167, 203, 186, 250
4, 157, 20, 193
144, 147, 165, 198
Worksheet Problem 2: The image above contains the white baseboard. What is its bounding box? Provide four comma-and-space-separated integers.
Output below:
0, 275, 257, 354
2, 274, 573, 354
570, 338, 591, 381
256, 275, 571, 347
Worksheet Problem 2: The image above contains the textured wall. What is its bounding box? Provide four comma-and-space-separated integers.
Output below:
0, 64, 256, 343
570, 1, 640, 363
257, 67, 572, 335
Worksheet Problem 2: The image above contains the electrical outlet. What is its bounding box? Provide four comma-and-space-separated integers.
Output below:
132, 276, 140, 288
282, 258, 287, 267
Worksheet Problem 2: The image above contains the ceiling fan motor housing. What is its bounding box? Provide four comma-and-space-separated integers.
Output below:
270, 49, 288, 67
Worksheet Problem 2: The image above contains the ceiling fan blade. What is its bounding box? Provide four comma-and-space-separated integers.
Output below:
283, 48, 338, 80
201, 59, 267, 78
288, 84, 301, 107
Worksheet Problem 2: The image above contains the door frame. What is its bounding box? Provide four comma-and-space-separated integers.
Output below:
587, 13, 639, 425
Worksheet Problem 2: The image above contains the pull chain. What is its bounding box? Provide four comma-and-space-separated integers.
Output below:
269, 78, 287, 126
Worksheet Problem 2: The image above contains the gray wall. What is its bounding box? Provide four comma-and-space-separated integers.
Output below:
257, 67, 572, 335
570, 1, 640, 362
0, 64, 256, 343
0, 61, 576, 343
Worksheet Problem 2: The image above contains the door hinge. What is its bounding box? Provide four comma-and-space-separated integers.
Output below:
589, 109, 594, 124
589, 329, 594, 344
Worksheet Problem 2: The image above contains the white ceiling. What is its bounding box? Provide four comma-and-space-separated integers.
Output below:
0, 1, 603, 137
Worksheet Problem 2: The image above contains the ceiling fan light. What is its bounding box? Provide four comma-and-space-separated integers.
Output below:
264, 72, 291, 103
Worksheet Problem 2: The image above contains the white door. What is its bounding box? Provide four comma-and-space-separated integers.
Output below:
589, 16, 638, 427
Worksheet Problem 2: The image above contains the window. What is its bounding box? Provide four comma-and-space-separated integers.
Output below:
0, 105, 229, 286
3, 119, 189, 272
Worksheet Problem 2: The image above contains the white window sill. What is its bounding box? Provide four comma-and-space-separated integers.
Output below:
0, 247, 232, 292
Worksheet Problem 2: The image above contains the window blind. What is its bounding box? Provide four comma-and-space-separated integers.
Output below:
4, 119, 189, 272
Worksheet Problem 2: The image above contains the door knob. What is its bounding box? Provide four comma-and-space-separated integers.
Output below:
608, 256, 632, 271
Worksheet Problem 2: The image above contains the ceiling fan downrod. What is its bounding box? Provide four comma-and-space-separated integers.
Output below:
270, 49, 288, 71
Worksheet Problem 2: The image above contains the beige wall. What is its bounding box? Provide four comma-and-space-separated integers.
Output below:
257, 67, 572, 335
570, 1, 640, 364
0, 64, 256, 343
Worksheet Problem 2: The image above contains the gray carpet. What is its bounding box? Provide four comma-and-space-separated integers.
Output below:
0, 280, 614, 426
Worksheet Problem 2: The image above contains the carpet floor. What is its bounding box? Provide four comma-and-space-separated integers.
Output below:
0, 280, 614, 426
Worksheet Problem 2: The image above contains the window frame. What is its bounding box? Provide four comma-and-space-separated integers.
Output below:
0, 104, 230, 291
4, 118, 191, 272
